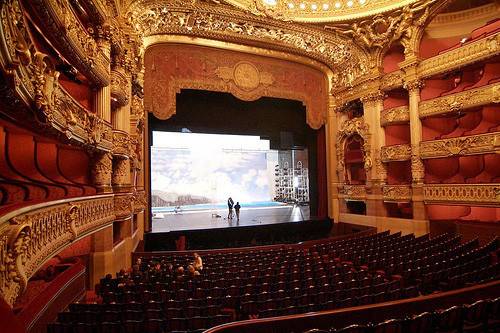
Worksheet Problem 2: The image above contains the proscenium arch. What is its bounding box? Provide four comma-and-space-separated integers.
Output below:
142, 36, 334, 129
127, 0, 370, 87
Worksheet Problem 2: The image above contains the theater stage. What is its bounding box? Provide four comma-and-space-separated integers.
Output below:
145, 204, 331, 251
151, 204, 310, 233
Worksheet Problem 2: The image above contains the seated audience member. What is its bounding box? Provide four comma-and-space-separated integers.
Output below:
187, 265, 200, 278
193, 252, 203, 271
176, 266, 185, 281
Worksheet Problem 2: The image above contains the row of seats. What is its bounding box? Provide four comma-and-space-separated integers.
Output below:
49, 232, 500, 333
304, 297, 500, 333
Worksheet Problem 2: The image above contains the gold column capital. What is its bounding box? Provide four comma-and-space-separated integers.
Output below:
404, 79, 425, 93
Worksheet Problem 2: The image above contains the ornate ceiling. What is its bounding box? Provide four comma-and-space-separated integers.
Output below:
224, 0, 420, 22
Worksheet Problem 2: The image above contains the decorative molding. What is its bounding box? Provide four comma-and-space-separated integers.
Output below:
216, 61, 274, 93
423, 184, 500, 206
114, 193, 134, 220
133, 191, 147, 213
420, 132, 500, 159
111, 69, 130, 108
381, 105, 410, 126
419, 83, 500, 118
0, 0, 112, 153
380, 70, 405, 91
339, 185, 367, 201
112, 130, 131, 157
130, 0, 367, 90
325, 0, 436, 55
226, 0, 420, 23
0, 195, 115, 306
144, 45, 328, 129
383, 185, 412, 202
419, 31, 500, 78
380, 144, 412, 162
24, 0, 110, 87
335, 118, 372, 181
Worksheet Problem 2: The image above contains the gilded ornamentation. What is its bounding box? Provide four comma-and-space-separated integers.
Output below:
419, 83, 500, 118
325, 0, 436, 54
423, 184, 500, 206
374, 149, 387, 182
383, 185, 412, 202
420, 132, 500, 159
25, 0, 110, 86
411, 144, 425, 183
0, 0, 113, 153
335, 118, 372, 181
91, 152, 113, 187
0, 195, 115, 306
130, 0, 366, 87
144, 45, 328, 129
216, 61, 274, 92
114, 194, 134, 219
380, 70, 405, 91
360, 91, 386, 106
380, 144, 412, 162
112, 158, 131, 187
339, 185, 367, 201
381, 105, 410, 126
133, 191, 147, 212
403, 79, 424, 93
112, 130, 131, 157
419, 31, 500, 78
111, 69, 130, 107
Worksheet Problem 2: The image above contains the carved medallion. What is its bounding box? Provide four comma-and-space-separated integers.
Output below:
233, 62, 260, 91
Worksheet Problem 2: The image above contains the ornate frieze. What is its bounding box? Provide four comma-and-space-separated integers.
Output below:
380, 144, 412, 162
380, 70, 405, 91
111, 69, 130, 108
336, 118, 372, 180
419, 83, 500, 118
381, 105, 410, 126
112, 130, 131, 157
339, 185, 367, 201
419, 31, 500, 78
411, 144, 425, 183
383, 185, 412, 202
133, 191, 147, 213
24, 0, 110, 86
0, 195, 115, 306
420, 132, 500, 159
114, 193, 134, 220
144, 44, 328, 129
226, 0, 426, 23
91, 152, 113, 189
423, 184, 500, 206
325, 0, 435, 55
0, 0, 112, 153
131, 0, 367, 89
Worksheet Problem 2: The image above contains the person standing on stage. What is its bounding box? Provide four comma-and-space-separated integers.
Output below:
227, 197, 234, 219
234, 201, 241, 221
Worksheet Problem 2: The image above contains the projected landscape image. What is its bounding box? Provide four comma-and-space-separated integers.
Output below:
151, 132, 277, 212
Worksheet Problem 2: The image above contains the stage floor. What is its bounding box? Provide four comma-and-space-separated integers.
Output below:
151, 204, 310, 232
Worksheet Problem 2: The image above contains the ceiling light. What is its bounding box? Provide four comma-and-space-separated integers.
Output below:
288, 2, 295, 8
359, 0, 366, 4
263, 0, 277, 5
347, 0, 354, 7
323, 3, 329, 10
311, 3, 318, 10
299, 2, 306, 9
335, 2, 342, 8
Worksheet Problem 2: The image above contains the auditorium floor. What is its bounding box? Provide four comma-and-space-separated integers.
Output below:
151, 204, 311, 232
